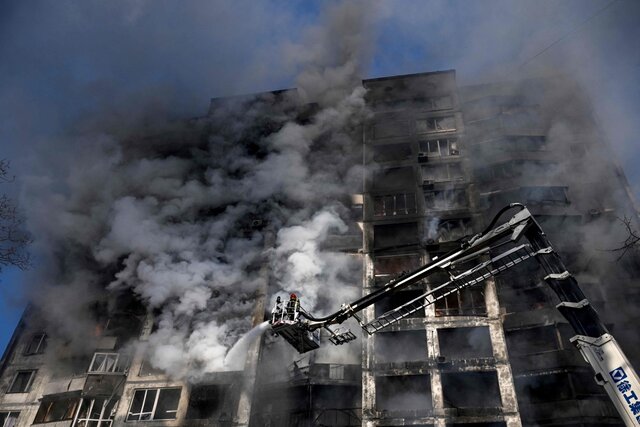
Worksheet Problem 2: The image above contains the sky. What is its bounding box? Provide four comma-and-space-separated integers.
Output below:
1, 0, 639, 354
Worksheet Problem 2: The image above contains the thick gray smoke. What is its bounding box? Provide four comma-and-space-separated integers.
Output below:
18, 1, 372, 379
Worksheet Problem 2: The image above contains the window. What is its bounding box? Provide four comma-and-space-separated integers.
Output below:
373, 222, 419, 250
7, 370, 35, 393
24, 333, 47, 355
0, 412, 18, 427
373, 254, 421, 283
75, 397, 118, 427
373, 193, 417, 217
34, 397, 78, 423
127, 388, 181, 421
442, 372, 501, 408
438, 327, 493, 359
416, 116, 456, 133
419, 138, 459, 157
88, 352, 129, 374
329, 364, 345, 380
421, 163, 464, 184
186, 385, 227, 420
435, 286, 486, 317
424, 189, 467, 211
376, 375, 432, 412
372, 143, 412, 162
375, 330, 427, 363
425, 218, 472, 243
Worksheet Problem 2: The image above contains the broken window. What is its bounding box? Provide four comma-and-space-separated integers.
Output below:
416, 116, 456, 133
376, 375, 432, 412
88, 352, 130, 374
314, 408, 360, 426
435, 286, 486, 317
499, 284, 553, 313
373, 222, 419, 251
421, 163, 464, 184
372, 143, 412, 162
75, 397, 118, 426
373, 193, 417, 217
375, 290, 426, 319
126, 388, 181, 421
438, 327, 493, 359
138, 358, 165, 377
419, 138, 459, 157
514, 372, 572, 403
374, 254, 421, 278
34, 396, 78, 423
7, 370, 35, 393
185, 384, 227, 420
375, 330, 427, 363
0, 412, 19, 427
24, 333, 47, 356
505, 326, 560, 356
372, 166, 415, 191
424, 188, 467, 211
441, 372, 501, 408
427, 218, 472, 243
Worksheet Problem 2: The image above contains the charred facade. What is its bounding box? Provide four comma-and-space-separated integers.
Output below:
0, 70, 638, 427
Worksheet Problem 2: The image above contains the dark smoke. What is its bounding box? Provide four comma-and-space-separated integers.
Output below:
12, 1, 372, 379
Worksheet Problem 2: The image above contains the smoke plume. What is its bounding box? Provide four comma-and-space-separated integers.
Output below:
17, 0, 372, 379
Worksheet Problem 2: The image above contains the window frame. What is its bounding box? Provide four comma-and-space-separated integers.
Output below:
126, 387, 181, 422
33, 397, 78, 424
23, 333, 47, 356
419, 138, 459, 157
88, 352, 129, 374
416, 116, 457, 134
0, 412, 19, 427
372, 193, 417, 217
7, 370, 36, 394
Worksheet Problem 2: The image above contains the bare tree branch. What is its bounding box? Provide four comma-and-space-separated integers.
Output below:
0, 160, 31, 271
609, 216, 640, 261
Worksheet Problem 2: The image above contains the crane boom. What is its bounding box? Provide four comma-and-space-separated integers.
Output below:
269, 203, 640, 426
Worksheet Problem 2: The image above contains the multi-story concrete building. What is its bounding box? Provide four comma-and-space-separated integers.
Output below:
1, 69, 638, 427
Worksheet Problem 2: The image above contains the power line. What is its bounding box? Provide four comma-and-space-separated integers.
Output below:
518, 0, 621, 70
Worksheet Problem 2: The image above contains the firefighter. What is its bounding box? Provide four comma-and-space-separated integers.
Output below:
271, 296, 283, 322
287, 293, 299, 321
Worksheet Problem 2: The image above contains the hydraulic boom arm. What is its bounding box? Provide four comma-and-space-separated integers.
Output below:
269, 203, 640, 426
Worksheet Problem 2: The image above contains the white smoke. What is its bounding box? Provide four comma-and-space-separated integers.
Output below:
20, 0, 373, 380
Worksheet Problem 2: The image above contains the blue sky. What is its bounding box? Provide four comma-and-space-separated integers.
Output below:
1, 0, 639, 353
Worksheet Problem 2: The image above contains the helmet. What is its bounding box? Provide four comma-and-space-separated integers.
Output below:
290, 293, 297, 300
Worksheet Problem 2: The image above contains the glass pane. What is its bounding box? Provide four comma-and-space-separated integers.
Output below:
129, 390, 145, 417
155, 389, 181, 420
6, 413, 18, 427
142, 390, 157, 414
9, 372, 32, 393
91, 354, 106, 372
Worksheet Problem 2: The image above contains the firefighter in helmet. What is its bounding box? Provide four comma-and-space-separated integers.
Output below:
287, 293, 300, 321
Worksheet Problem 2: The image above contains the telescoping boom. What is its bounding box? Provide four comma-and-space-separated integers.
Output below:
269, 204, 640, 426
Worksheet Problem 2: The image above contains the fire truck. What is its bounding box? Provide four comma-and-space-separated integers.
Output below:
270, 204, 640, 426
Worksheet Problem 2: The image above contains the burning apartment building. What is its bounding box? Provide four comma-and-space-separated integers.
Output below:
0, 69, 638, 427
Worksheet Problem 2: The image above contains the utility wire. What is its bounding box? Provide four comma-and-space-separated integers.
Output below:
518, 0, 621, 70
